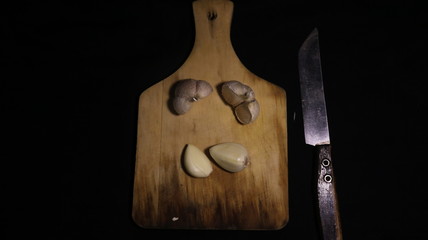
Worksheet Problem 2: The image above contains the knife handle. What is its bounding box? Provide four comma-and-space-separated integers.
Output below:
316, 145, 343, 240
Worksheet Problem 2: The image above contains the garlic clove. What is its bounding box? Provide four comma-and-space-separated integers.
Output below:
195, 80, 213, 99
175, 79, 213, 101
234, 100, 260, 124
175, 79, 197, 99
173, 97, 192, 115
221, 81, 255, 107
183, 144, 213, 178
172, 79, 213, 115
209, 142, 250, 173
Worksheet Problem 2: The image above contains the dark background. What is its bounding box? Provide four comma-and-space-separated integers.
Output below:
3, 0, 428, 239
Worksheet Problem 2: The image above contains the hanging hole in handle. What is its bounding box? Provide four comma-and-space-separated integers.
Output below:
208, 10, 217, 20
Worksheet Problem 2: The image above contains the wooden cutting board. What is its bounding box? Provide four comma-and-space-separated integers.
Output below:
132, 0, 288, 230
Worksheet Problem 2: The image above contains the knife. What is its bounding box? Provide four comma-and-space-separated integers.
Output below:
298, 28, 343, 240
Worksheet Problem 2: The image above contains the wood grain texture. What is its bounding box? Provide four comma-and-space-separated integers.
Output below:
132, 0, 288, 230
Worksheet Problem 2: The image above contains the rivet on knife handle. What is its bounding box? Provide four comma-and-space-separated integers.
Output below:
317, 145, 342, 240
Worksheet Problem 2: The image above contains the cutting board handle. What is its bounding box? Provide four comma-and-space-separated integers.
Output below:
185, 0, 241, 67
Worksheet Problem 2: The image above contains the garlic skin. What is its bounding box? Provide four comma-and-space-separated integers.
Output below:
221, 80, 255, 107
234, 100, 260, 124
173, 79, 213, 115
194, 80, 213, 99
173, 97, 192, 115
221, 80, 260, 124
209, 142, 250, 173
183, 144, 213, 178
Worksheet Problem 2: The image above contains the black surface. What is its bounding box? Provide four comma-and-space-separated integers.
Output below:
3, 0, 428, 239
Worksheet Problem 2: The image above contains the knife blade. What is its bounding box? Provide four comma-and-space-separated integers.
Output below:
298, 28, 343, 240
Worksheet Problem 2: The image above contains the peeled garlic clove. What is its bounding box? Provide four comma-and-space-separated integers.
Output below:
209, 142, 250, 173
234, 100, 260, 124
221, 81, 255, 107
173, 97, 192, 115
184, 144, 213, 178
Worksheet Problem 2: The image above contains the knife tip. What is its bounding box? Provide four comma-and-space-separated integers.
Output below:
311, 28, 319, 37
299, 28, 319, 54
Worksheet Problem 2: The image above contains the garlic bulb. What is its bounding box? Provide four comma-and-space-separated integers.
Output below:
209, 142, 250, 173
183, 144, 213, 178
221, 80, 260, 124
173, 79, 213, 115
